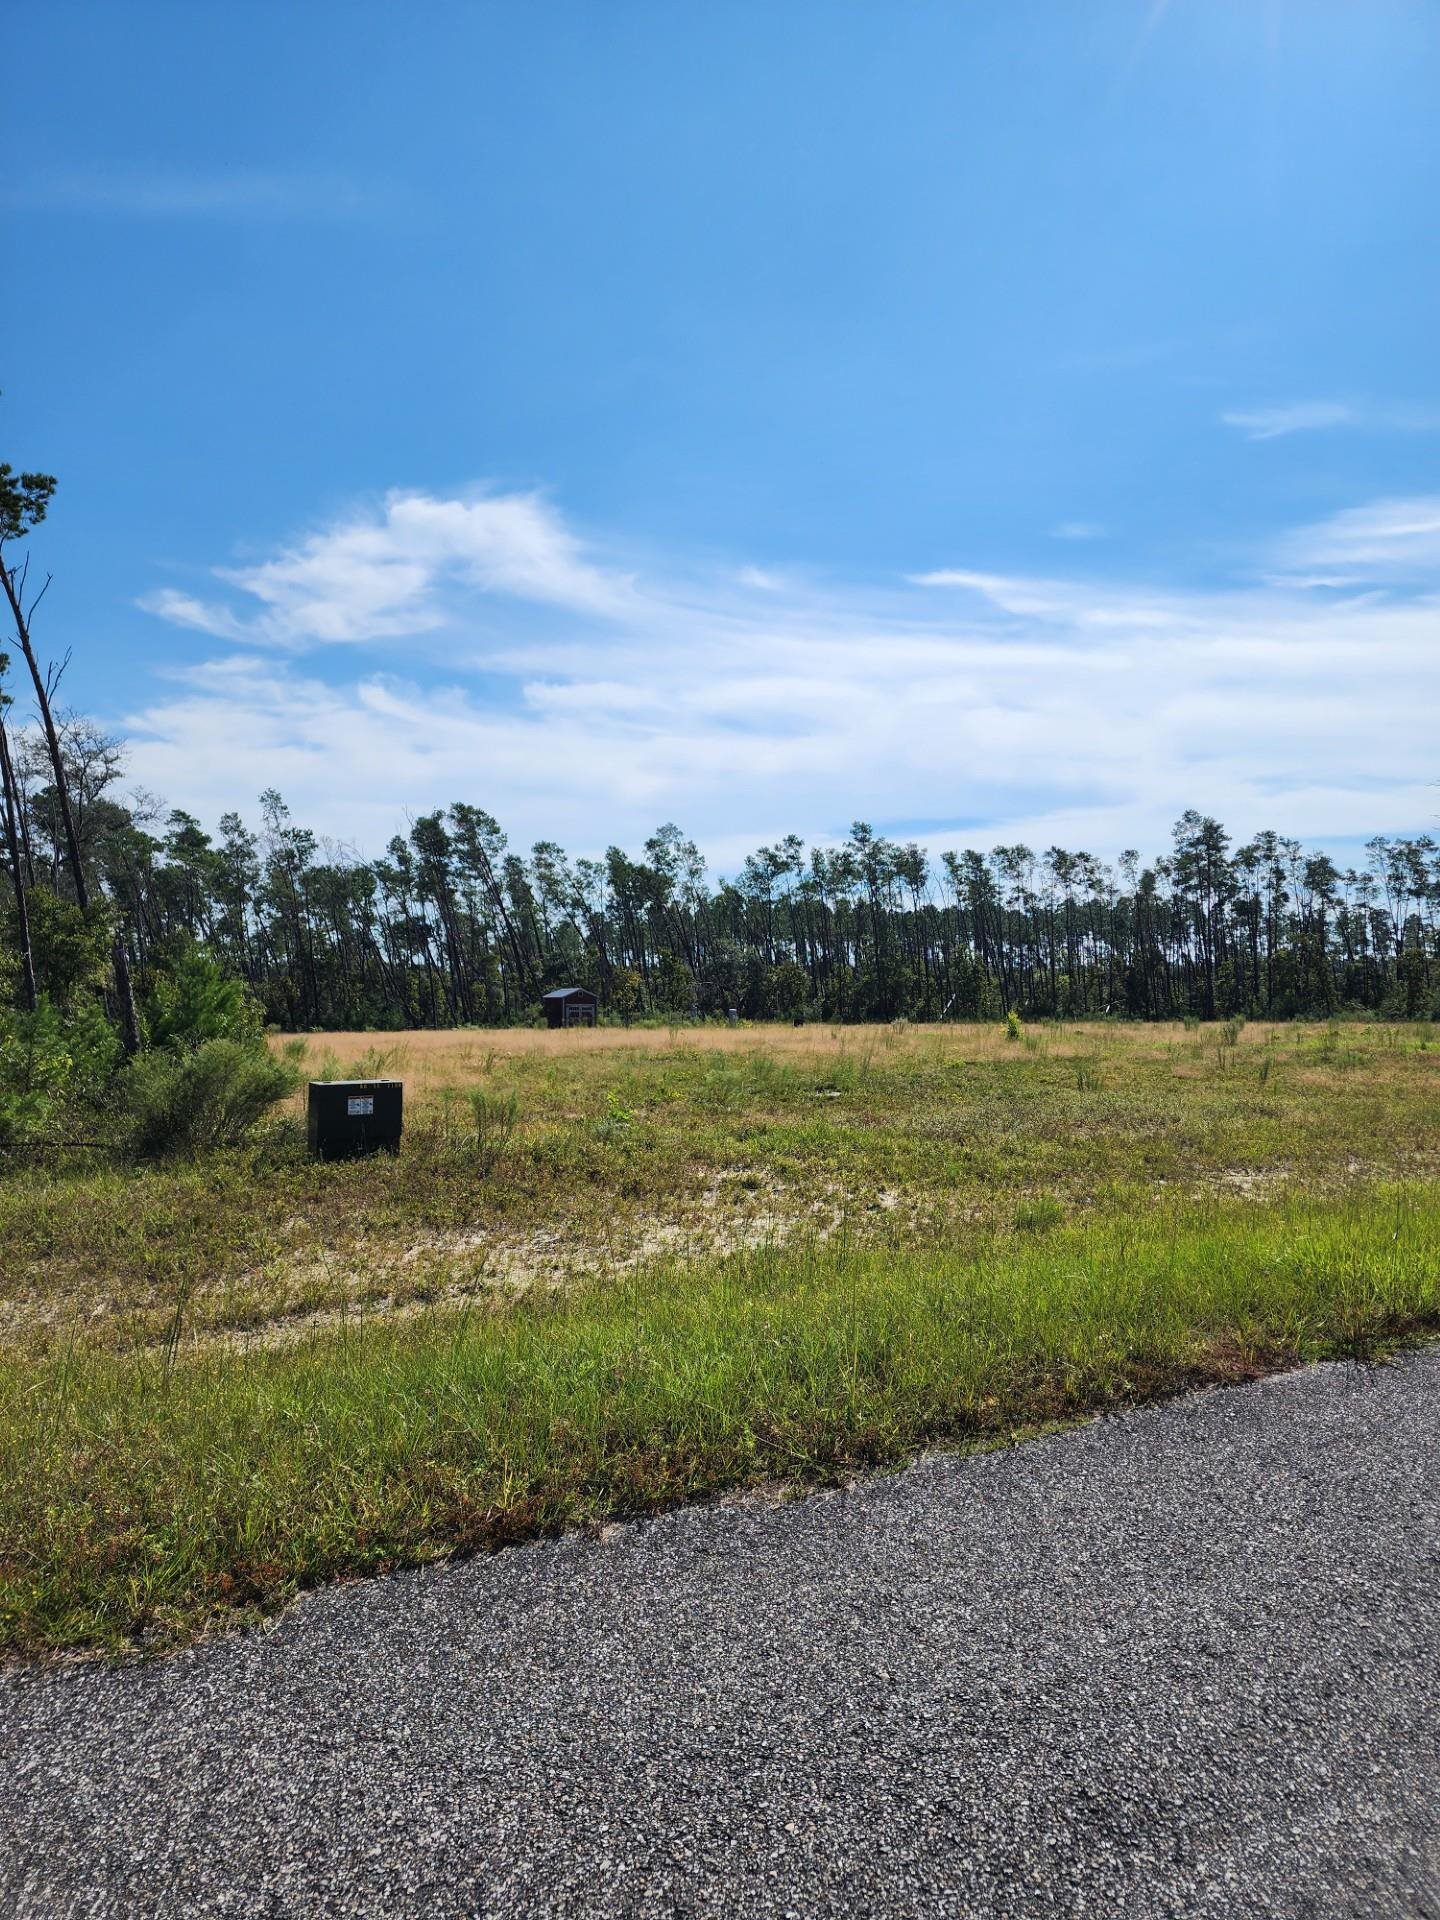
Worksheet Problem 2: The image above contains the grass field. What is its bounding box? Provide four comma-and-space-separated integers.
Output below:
2, 1018, 1438, 1656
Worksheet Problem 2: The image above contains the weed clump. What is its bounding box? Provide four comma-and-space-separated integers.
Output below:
469, 1088, 521, 1169
1013, 1196, 1063, 1232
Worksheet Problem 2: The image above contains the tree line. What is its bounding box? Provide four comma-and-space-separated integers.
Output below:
4, 460, 1439, 1037
9, 741, 1439, 1030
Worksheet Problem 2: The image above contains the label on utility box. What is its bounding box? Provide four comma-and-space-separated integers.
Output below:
347, 1096, 375, 1117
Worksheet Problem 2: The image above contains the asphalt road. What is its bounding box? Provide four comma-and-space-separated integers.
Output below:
3, 1350, 1439, 1919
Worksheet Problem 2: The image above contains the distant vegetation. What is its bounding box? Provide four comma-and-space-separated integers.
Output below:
53, 795, 1440, 1033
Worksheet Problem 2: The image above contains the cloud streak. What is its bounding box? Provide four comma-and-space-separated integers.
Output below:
1269, 494, 1440, 584
1222, 400, 1440, 440
6, 169, 383, 220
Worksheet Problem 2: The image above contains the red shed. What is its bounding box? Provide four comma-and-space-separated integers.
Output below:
542, 986, 599, 1029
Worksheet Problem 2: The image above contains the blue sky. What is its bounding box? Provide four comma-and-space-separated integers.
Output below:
5, 0, 1438, 871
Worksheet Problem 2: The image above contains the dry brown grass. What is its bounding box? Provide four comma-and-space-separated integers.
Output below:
278, 1020, 896, 1090
275, 1018, 1297, 1100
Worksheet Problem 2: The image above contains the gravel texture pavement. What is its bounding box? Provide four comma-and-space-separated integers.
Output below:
3, 1348, 1439, 1918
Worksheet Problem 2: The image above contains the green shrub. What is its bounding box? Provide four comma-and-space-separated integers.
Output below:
124, 1039, 299, 1156
21, 889, 112, 1002
62, 996, 128, 1098
0, 1004, 76, 1145
1005, 1009, 1024, 1042
143, 944, 266, 1052
0, 999, 124, 1146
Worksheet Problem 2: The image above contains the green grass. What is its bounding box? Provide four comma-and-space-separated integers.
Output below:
2, 1018, 1438, 1656
3, 1019, 1436, 1352
2, 1184, 1437, 1656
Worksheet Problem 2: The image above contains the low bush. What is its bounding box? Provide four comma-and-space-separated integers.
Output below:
124, 1038, 300, 1156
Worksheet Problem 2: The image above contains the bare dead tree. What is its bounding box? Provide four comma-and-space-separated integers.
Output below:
0, 465, 89, 912
0, 465, 143, 1049
0, 665, 36, 1009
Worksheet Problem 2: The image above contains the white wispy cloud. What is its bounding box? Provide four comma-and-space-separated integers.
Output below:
1050, 522, 1106, 542
1269, 494, 1440, 584
135, 589, 251, 642
1222, 400, 1440, 440
1111, 0, 1178, 101
6, 169, 381, 220
1222, 401, 1356, 440
142, 490, 639, 646
128, 488, 1440, 868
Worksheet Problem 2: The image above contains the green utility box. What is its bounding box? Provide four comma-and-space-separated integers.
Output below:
307, 1079, 403, 1159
